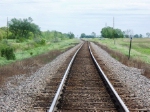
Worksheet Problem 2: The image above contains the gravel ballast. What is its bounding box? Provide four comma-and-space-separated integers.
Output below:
90, 42, 150, 109
1, 41, 150, 111
0, 42, 82, 112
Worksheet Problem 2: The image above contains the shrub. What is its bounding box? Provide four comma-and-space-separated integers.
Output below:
1, 47, 16, 60
0, 32, 3, 41
34, 38, 46, 46
16, 38, 26, 43
40, 39, 46, 45
30, 52, 33, 55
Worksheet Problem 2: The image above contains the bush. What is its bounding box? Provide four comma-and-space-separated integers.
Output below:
40, 39, 46, 45
16, 38, 26, 43
34, 38, 46, 46
0, 32, 3, 41
1, 47, 16, 60
30, 52, 33, 55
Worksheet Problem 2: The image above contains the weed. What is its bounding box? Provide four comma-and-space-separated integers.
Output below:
1, 47, 16, 60
30, 52, 33, 55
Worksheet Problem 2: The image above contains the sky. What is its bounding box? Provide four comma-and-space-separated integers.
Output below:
0, 0, 150, 37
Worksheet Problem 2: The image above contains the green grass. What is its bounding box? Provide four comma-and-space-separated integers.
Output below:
90, 38, 150, 63
0, 38, 80, 65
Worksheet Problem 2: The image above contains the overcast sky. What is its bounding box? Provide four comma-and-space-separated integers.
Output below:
0, 0, 150, 36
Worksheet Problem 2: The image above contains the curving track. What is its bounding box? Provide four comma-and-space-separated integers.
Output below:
49, 42, 129, 112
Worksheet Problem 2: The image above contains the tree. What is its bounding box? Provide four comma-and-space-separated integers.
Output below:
139, 34, 142, 38
8, 18, 20, 38
41, 30, 70, 41
0, 31, 2, 41
114, 29, 124, 38
80, 33, 95, 38
146, 32, 150, 38
30, 23, 41, 38
134, 34, 139, 38
80, 33, 86, 38
124, 29, 134, 38
0, 27, 7, 39
67, 32, 74, 39
101, 27, 123, 38
101, 27, 113, 38
122, 31, 126, 38
9, 17, 41, 39
91, 32, 96, 38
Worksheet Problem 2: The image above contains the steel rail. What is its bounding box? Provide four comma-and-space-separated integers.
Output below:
48, 43, 84, 112
89, 44, 129, 112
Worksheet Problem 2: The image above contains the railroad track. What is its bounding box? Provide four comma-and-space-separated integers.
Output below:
90, 43, 149, 112
48, 42, 129, 112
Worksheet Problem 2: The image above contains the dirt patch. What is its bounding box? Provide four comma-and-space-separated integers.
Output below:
0, 47, 74, 86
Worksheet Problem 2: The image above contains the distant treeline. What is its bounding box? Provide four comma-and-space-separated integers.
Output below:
0, 17, 75, 60
80, 26, 145, 39
80, 34, 95, 38
80, 32, 96, 38
0, 17, 75, 41
101, 27, 123, 38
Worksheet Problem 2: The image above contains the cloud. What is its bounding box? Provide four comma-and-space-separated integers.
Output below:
0, 0, 150, 35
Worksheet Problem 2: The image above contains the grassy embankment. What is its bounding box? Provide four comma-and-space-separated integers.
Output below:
0, 38, 80, 85
0, 38, 80, 65
90, 38, 150, 78
91, 38, 150, 63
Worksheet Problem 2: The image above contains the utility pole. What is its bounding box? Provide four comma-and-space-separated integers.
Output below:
7, 17, 8, 39
113, 17, 114, 28
105, 23, 107, 27
113, 17, 115, 44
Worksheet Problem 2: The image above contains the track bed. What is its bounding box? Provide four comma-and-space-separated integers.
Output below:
56, 42, 117, 111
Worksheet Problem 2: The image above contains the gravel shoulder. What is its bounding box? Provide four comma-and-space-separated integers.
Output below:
0, 42, 82, 112
90, 42, 150, 110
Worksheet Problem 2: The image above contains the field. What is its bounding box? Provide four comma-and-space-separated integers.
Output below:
91, 38, 150, 64
0, 38, 80, 85
88, 37, 150, 79
0, 38, 80, 65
